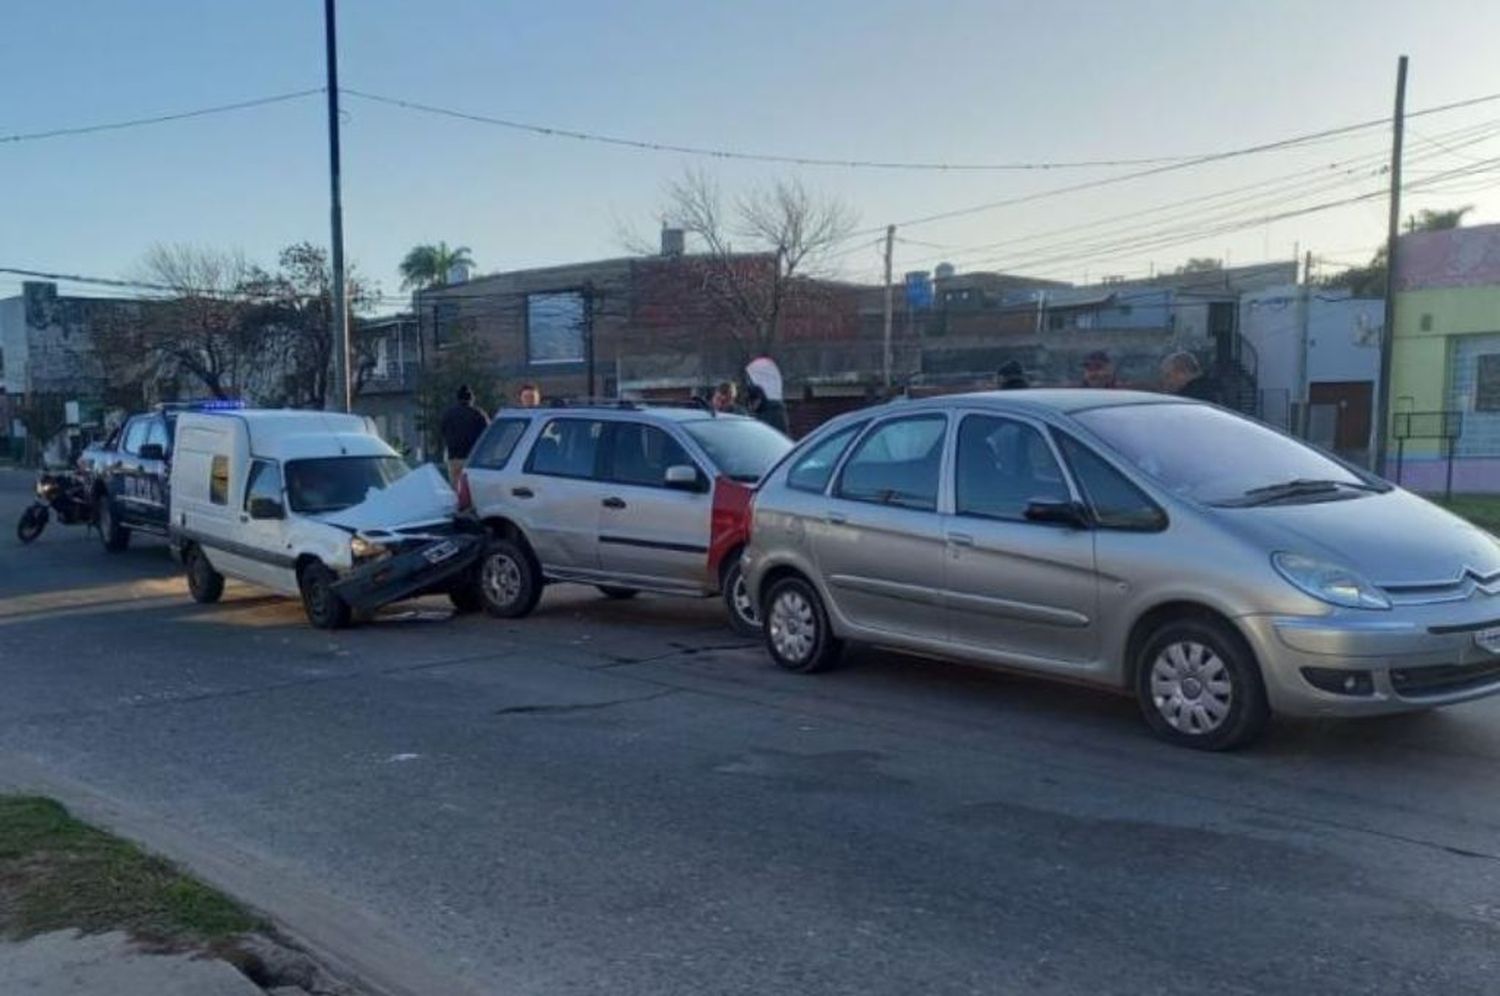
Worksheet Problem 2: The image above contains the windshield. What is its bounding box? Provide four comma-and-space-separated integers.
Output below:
1073, 403, 1372, 506
683, 417, 793, 483
284, 456, 410, 514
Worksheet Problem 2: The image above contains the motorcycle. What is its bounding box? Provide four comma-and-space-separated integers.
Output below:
16, 469, 94, 544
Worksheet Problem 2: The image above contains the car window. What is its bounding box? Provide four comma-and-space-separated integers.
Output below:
1057, 433, 1166, 530
607, 422, 694, 488
469, 418, 529, 470
954, 415, 1070, 521
681, 418, 792, 483
835, 415, 946, 511
144, 418, 169, 453
786, 421, 865, 494
284, 456, 409, 514
1074, 403, 1369, 506
209, 455, 230, 506
526, 418, 604, 479
243, 460, 283, 511
122, 418, 149, 455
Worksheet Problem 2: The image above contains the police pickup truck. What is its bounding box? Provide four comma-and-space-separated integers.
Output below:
78, 401, 244, 552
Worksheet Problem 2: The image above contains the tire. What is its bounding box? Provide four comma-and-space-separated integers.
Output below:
763, 575, 842, 674
16, 506, 47, 544
185, 545, 225, 604
477, 539, 542, 619
721, 555, 761, 638
596, 585, 639, 601
1135, 617, 1270, 751
448, 583, 483, 614
96, 494, 130, 553
299, 562, 351, 630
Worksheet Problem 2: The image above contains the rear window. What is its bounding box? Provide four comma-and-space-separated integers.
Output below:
682, 417, 792, 483
469, 418, 529, 470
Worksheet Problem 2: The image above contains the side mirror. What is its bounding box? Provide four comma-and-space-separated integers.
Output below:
1024, 499, 1091, 529
248, 496, 285, 520
138, 443, 165, 461
664, 465, 703, 491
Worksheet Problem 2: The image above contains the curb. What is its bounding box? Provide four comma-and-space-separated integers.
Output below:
0, 751, 488, 996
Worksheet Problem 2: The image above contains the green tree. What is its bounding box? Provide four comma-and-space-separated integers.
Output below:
1175, 257, 1223, 274
399, 242, 475, 291
1407, 205, 1473, 232
414, 328, 501, 458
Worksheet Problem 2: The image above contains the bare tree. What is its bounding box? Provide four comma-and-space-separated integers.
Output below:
649, 169, 857, 359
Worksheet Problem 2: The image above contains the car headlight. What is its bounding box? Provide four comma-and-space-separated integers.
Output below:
350, 535, 388, 562
1272, 552, 1390, 610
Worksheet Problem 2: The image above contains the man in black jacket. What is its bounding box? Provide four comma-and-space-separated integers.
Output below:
440, 384, 489, 482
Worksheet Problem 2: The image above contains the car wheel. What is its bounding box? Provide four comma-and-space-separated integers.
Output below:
721, 556, 760, 638
96, 495, 130, 552
764, 575, 842, 673
299, 562, 351, 630
596, 585, 639, 600
185, 545, 225, 604
448, 583, 483, 614
478, 539, 541, 618
16, 506, 48, 544
1135, 617, 1269, 751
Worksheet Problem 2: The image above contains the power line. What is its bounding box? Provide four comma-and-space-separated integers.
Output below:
341, 87, 1208, 172
842, 88, 1500, 236
0, 89, 324, 145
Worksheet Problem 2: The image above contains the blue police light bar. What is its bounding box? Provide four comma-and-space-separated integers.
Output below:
155, 399, 247, 413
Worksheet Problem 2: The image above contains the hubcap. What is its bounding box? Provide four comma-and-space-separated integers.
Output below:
1150, 640, 1233, 735
482, 553, 522, 607
731, 569, 759, 626
768, 590, 816, 663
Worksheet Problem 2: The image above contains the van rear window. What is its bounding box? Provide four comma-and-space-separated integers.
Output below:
209, 455, 230, 506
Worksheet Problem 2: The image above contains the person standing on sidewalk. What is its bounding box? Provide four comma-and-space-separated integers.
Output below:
440, 384, 489, 483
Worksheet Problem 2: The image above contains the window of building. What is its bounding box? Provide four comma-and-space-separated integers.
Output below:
954, 416, 1069, 521
606, 422, 694, 488
1420, 313, 1434, 332
787, 422, 866, 494
526, 418, 604, 478
244, 460, 283, 511
1475, 355, 1500, 412
835, 415, 946, 511
432, 301, 461, 349
209, 455, 230, 506
526, 291, 587, 365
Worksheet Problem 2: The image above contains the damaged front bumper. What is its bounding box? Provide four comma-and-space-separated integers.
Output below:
331, 530, 483, 614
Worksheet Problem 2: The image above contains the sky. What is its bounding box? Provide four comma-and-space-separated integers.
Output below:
3, 0, 1500, 306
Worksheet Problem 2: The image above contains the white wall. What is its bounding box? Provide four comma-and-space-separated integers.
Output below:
1241, 284, 1381, 395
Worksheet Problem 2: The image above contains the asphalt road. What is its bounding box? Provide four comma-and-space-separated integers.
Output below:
2, 468, 1500, 995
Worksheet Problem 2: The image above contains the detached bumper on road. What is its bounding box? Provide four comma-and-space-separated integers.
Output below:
331, 534, 482, 613
1243, 602, 1500, 716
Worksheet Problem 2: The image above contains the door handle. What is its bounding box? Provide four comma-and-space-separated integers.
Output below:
948, 532, 975, 547
602, 496, 627, 510
825, 511, 848, 525
511, 487, 534, 499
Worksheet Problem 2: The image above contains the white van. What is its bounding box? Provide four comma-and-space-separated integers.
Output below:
169, 410, 483, 628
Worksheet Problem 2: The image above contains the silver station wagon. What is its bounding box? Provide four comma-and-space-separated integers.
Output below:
742, 390, 1500, 749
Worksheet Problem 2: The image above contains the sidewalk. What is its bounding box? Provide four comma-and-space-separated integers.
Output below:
0, 931, 266, 996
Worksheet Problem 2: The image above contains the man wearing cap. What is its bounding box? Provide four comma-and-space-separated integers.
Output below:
440, 384, 489, 483
1081, 350, 1117, 389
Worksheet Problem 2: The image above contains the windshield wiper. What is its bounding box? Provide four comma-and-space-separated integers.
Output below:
1218, 478, 1383, 507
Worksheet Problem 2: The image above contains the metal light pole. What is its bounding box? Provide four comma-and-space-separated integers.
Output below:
324, 0, 351, 412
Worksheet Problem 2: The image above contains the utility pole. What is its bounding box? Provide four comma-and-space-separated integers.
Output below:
1295, 249, 1312, 437
324, 0, 351, 412
882, 225, 895, 392
1373, 55, 1408, 476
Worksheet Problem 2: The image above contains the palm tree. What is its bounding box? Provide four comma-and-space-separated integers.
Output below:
1407, 206, 1473, 232
399, 242, 475, 291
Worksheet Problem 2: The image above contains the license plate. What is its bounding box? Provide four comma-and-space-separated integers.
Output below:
1474, 627, 1500, 655
423, 540, 458, 565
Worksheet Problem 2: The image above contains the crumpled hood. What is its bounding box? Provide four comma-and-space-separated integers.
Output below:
317, 463, 458, 532
1226, 488, 1500, 587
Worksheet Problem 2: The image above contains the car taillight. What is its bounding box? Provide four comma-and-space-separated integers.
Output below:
456, 470, 472, 512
